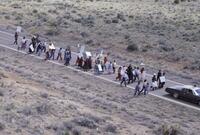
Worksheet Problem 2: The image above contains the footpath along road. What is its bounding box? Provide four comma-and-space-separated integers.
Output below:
0, 30, 200, 111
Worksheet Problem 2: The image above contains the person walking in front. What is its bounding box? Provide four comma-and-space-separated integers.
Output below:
159, 72, 166, 88
144, 83, 150, 95
138, 79, 147, 95
14, 32, 18, 45
134, 81, 141, 96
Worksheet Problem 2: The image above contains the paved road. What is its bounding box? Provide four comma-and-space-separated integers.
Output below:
0, 30, 199, 111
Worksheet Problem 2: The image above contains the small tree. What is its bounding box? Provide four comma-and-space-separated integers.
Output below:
127, 43, 138, 52
174, 0, 179, 4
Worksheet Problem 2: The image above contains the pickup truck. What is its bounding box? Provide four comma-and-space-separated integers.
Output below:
165, 85, 200, 106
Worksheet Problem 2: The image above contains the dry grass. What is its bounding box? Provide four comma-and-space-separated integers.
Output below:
0, 0, 200, 79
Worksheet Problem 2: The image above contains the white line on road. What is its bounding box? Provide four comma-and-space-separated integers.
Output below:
0, 43, 200, 111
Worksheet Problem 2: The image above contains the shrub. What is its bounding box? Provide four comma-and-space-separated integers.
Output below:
105, 124, 117, 133
73, 117, 97, 129
0, 91, 3, 96
156, 124, 180, 135
0, 123, 4, 131
174, 0, 179, 4
33, 9, 38, 13
45, 28, 60, 36
4, 15, 10, 20
112, 18, 119, 23
127, 43, 138, 52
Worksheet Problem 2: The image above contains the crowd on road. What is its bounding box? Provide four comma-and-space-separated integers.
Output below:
13, 32, 166, 96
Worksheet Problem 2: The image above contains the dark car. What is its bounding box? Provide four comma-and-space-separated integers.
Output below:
165, 85, 200, 106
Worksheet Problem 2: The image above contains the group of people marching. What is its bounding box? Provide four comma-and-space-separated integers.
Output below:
115, 64, 166, 96
13, 32, 72, 66
75, 56, 92, 71
93, 55, 117, 75
13, 32, 166, 96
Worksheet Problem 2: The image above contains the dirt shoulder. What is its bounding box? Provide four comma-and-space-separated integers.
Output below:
0, 44, 200, 134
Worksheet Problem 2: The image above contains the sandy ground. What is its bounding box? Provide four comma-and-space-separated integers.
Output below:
0, 45, 200, 135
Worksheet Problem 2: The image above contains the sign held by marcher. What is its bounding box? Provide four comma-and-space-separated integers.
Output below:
16, 26, 22, 33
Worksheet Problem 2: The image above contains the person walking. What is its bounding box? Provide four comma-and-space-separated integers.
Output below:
31, 36, 37, 51
49, 42, 56, 60
56, 48, 63, 61
144, 83, 150, 95
36, 41, 43, 56
14, 32, 18, 45
103, 56, 108, 71
159, 72, 166, 88
140, 67, 146, 82
138, 79, 147, 95
116, 67, 122, 81
157, 70, 162, 81
21, 36, 27, 50
134, 67, 140, 81
127, 64, 134, 84
113, 60, 117, 74
134, 81, 141, 96
78, 57, 83, 68
88, 56, 92, 69
64, 48, 71, 66
152, 73, 158, 90
120, 71, 128, 87
45, 50, 50, 60
108, 61, 113, 74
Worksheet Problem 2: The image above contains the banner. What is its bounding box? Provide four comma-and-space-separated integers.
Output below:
16, 26, 22, 33
160, 76, 166, 83
30, 44, 34, 52
98, 64, 103, 72
79, 45, 85, 54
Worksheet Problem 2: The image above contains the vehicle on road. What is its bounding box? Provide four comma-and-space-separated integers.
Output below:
165, 85, 200, 106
